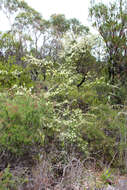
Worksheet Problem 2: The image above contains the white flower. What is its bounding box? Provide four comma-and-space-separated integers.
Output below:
0, 70, 8, 74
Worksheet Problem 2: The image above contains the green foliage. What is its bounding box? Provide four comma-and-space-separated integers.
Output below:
50, 14, 70, 37
0, 167, 16, 190
100, 168, 113, 184
89, 0, 127, 83
0, 165, 27, 190
69, 18, 89, 37
0, 91, 56, 155
0, 165, 17, 190
0, 60, 33, 90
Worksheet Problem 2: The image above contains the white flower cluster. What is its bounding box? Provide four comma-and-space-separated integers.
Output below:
11, 70, 23, 76
11, 85, 33, 95
0, 70, 8, 74
0, 69, 23, 76
25, 56, 43, 67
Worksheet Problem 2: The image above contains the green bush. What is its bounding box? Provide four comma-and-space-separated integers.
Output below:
82, 104, 127, 167
0, 60, 33, 91
0, 92, 55, 155
0, 165, 27, 190
0, 165, 17, 190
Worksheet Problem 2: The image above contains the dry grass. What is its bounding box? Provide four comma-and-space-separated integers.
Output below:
17, 150, 110, 190
1, 149, 121, 190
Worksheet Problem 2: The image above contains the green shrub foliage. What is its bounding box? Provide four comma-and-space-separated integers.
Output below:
0, 92, 56, 155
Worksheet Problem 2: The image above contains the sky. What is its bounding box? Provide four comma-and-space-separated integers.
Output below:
0, 0, 110, 32
26, 0, 90, 25
0, 0, 92, 31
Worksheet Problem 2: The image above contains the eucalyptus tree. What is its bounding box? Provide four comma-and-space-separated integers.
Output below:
0, 0, 32, 61
89, 0, 127, 84
68, 18, 89, 40
13, 7, 49, 58
0, 0, 31, 26
43, 14, 69, 63
0, 0, 49, 63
